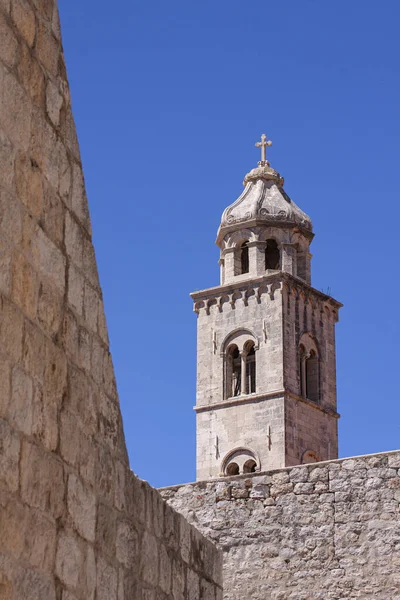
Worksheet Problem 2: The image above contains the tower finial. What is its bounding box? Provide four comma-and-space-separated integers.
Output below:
255, 133, 272, 166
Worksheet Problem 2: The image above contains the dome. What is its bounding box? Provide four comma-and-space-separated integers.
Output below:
216, 140, 312, 244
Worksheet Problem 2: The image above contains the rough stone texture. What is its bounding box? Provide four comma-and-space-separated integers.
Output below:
0, 1, 222, 598
161, 450, 400, 600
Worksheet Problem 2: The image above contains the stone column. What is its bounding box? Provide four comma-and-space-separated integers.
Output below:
281, 243, 297, 276
250, 240, 267, 277
240, 351, 247, 395
223, 248, 236, 283
219, 257, 225, 285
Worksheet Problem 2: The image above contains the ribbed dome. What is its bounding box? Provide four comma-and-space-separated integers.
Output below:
217, 162, 312, 243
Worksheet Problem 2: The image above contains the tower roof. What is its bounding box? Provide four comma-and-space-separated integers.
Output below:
217, 135, 313, 244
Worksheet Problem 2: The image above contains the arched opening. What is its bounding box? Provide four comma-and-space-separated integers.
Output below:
265, 239, 280, 270
226, 462, 239, 476
240, 240, 249, 274
222, 447, 259, 476
243, 459, 257, 473
299, 335, 320, 403
302, 450, 320, 464
226, 345, 241, 398
299, 344, 306, 398
245, 342, 256, 394
306, 350, 319, 402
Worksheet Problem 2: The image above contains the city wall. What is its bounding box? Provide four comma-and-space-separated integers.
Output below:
161, 451, 400, 600
0, 1, 222, 597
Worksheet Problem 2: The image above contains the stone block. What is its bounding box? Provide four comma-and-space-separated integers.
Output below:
0, 357, 10, 417
289, 466, 309, 483
186, 570, 200, 600
140, 532, 159, 586
38, 279, 63, 336
0, 418, 20, 492
67, 264, 84, 316
84, 282, 99, 333
0, 131, 16, 192
20, 440, 64, 518
65, 211, 84, 266
9, 366, 33, 435
116, 520, 138, 569
0, 11, 18, 68
46, 80, 63, 127
17, 42, 45, 106
0, 187, 22, 246
55, 529, 82, 589
12, 253, 38, 320
294, 482, 314, 495
270, 482, 293, 497
11, 0, 36, 47
71, 163, 91, 233
66, 365, 97, 435
41, 183, 64, 246
67, 474, 96, 542
158, 543, 172, 594
15, 152, 43, 217
96, 556, 118, 600
13, 565, 56, 600
0, 66, 31, 151
23, 217, 65, 293
23, 508, 57, 572
388, 455, 400, 469
0, 237, 11, 297
23, 320, 47, 381
172, 558, 185, 600
0, 493, 26, 559
35, 20, 59, 75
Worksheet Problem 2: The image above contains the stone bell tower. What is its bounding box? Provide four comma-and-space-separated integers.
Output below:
192, 135, 342, 481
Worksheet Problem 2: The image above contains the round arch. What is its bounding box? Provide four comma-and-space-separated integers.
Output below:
221, 447, 261, 476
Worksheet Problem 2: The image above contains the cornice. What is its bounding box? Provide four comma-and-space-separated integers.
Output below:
191, 272, 342, 316
194, 389, 340, 419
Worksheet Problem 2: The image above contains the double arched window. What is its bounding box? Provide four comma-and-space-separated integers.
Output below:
222, 448, 259, 476
225, 336, 257, 399
299, 335, 320, 403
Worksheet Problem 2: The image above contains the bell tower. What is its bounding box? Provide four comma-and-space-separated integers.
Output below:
192, 135, 342, 481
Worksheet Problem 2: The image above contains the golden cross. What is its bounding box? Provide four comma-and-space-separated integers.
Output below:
255, 133, 272, 164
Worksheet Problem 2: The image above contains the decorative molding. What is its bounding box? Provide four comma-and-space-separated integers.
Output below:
194, 389, 286, 413
191, 273, 342, 318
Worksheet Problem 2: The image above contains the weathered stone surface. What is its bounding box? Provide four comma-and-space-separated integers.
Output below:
162, 451, 400, 600
0, 1, 223, 598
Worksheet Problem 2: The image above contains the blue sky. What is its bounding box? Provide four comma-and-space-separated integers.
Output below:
59, 0, 400, 488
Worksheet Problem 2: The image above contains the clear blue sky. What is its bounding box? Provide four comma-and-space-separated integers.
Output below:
59, 0, 400, 488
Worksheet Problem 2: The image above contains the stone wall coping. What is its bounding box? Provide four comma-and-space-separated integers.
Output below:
158, 448, 400, 491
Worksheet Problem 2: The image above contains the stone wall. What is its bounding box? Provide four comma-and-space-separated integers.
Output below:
161, 451, 400, 600
0, 1, 222, 598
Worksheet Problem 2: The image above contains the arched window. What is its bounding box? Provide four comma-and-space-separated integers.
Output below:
265, 239, 280, 270
226, 345, 241, 398
240, 240, 249, 274
226, 462, 240, 476
299, 344, 306, 398
306, 350, 319, 402
299, 336, 320, 403
243, 459, 257, 473
222, 447, 259, 476
245, 342, 256, 394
